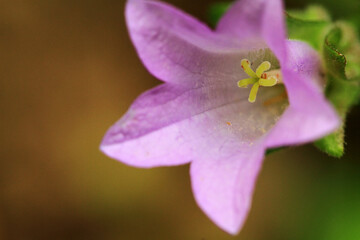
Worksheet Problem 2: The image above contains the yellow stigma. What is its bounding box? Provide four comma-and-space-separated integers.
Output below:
238, 59, 282, 103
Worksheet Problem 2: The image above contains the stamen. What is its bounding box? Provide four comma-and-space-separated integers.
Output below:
248, 82, 260, 103
237, 78, 257, 88
265, 70, 283, 84
256, 61, 271, 77
241, 59, 257, 78
259, 77, 277, 87
238, 59, 283, 103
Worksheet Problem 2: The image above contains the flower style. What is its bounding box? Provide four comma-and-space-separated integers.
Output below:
100, 0, 340, 235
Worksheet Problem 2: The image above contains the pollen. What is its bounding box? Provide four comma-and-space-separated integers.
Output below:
238, 59, 283, 103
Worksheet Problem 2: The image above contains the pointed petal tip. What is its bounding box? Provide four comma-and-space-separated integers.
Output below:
190, 148, 265, 236
99, 142, 156, 169
99, 141, 125, 165
99, 117, 194, 168
216, 221, 242, 236
266, 102, 341, 149
211, 212, 246, 236
192, 188, 246, 235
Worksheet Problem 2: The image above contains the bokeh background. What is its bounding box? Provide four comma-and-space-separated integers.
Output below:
1, 0, 360, 239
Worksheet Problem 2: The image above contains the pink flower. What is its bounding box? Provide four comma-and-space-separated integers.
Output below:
100, 0, 340, 234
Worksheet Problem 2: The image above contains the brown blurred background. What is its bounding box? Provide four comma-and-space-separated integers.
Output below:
0, 0, 360, 239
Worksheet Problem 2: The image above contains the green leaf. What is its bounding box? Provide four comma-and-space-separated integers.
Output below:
315, 130, 345, 158
315, 26, 360, 157
323, 27, 347, 78
336, 22, 360, 79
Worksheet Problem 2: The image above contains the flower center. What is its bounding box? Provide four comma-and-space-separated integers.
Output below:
238, 59, 283, 103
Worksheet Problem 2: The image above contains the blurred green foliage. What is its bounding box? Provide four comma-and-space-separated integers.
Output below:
315, 26, 360, 157
286, 10, 330, 50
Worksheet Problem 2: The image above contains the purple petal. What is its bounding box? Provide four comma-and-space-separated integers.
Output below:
266, 41, 340, 147
101, 80, 287, 232
101, 0, 341, 236
217, 0, 287, 61
190, 144, 265, 234
126, 0, 266, 87
101, 79, 287, 168
184, 86, 286, 235
100, 83, 243, 167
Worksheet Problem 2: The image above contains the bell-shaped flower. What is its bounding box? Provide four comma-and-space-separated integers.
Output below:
100, 0, 340, 234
